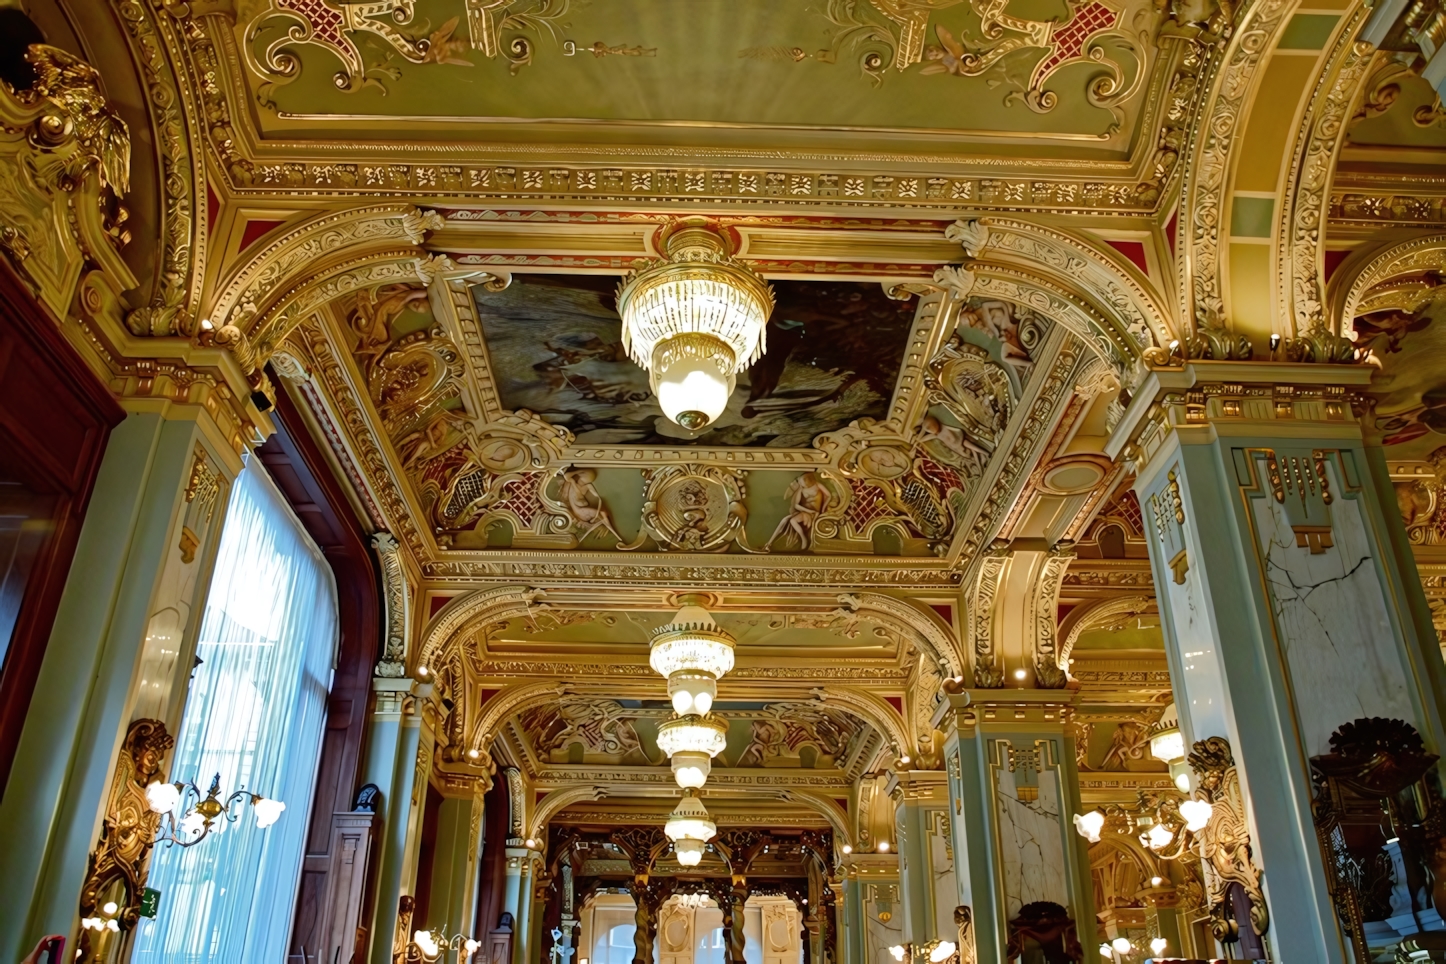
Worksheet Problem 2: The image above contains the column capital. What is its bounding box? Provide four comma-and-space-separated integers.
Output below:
437, 769, 492, 797
1107, 360, 1376, 470
939, 689, 1078, 733
885, 768, 949, 804
371, 677, 423, 719
839, 852, 899, 880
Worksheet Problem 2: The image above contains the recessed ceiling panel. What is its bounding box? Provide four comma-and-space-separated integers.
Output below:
473, 274, 917, 447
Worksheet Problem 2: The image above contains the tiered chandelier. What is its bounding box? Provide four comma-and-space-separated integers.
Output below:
651, 594, 735, 866
616, 222, 774, 431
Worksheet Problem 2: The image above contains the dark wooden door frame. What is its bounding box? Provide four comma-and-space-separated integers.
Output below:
0, 259, 125, 795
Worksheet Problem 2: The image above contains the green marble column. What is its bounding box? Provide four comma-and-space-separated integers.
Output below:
422, 780, 488, 939
366, 679, 429, 964
886, 770, 955, 951
940, 690, 1095, 963
840, 854, 901, 964
1115, 361, 1446, 963
0, 408, 241, 962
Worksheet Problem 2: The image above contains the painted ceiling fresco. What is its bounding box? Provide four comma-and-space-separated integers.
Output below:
1359, 299, 1446, 456
235, 0, 1158, 149
327, 265, 1060, 557
512, 696, 874, 772
473, 274, 916, 447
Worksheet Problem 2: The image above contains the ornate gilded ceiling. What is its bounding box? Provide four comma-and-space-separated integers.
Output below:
283, 255, 1101, 573
10, 0, 1446, 849
237, 0, 1155, 149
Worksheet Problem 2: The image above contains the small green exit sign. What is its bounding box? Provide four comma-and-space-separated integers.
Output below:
139, 888, 160, 919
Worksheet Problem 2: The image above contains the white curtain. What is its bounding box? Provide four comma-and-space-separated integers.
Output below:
134, 459, 339, 963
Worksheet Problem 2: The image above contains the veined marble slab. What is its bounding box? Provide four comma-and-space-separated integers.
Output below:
927, 810, 958, 942
994, 749, 1068, 916
1251, 481, 1412, 757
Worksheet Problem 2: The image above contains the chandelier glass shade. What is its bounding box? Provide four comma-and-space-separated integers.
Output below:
667, 671, 717, 716
670, 750, 712, 789
649, 601, 736, 679
656, 714, 729, 759
1149, 726, 1185, 765
616, 224, 774, 430
665, 791, 717, 867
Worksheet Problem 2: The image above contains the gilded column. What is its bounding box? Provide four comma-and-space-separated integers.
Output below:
1114, 361, 1446, 963
0, 408, 241, 962
940, 689, 1095, 962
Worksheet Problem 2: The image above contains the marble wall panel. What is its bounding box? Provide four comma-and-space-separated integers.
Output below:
993, 747, 1068, 918
1249, 481, 1414, 757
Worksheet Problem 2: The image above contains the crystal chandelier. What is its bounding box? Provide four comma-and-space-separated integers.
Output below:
616, 222, 774, 430
657, 715, 729, 789
650, 595, 735, 788
650, 594, 735, 715
665, 791, 717, 867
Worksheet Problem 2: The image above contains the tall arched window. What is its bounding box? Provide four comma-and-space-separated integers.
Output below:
133, 461, 339, 962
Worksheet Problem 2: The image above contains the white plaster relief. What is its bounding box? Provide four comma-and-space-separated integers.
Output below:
994, 757, 1068, 916
1252, 492, 1412, 757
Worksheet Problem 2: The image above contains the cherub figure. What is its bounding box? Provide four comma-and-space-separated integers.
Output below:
767, 472, 832, 550
558, 468, 620, 543
959, 301, 1033, 381
919, 413, 989, 471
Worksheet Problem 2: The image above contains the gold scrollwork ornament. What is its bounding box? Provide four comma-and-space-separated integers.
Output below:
1187, 736, 1269, 943
78, 719, 174, 957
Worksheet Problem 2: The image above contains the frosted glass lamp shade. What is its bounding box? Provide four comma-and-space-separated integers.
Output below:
668, 671, 717, 716
674, 838, 705, 866
671, 751, 712, 789
1149, 726, 1185, 764
1073, 810, 1105, 842
1180, 799, 1213, 832
652, 337, 735, 430
145, 781, 180, 814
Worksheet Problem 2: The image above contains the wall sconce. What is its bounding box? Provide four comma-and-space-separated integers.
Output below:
888, 940, 957, 964
145, 774, 284, 847
1073, 795, 1213, 858
408, 929, 480, 962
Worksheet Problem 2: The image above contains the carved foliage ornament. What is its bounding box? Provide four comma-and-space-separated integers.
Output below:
373, 532, 411, 676
815, 0, 1144, 127
243, 0, 573, 98
0, 45, 136, 322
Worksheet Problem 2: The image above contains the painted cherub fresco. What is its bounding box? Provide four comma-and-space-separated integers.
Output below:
766, 472, 833, 550
557, 468, 621, 544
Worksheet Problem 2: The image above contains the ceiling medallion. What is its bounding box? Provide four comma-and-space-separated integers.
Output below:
616, 221, 775, 430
